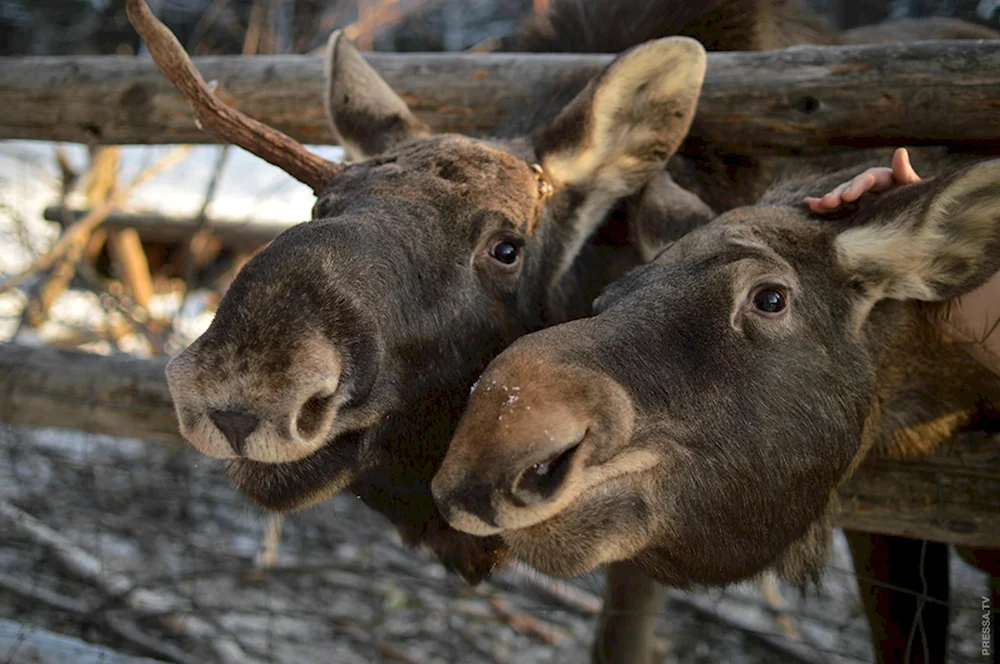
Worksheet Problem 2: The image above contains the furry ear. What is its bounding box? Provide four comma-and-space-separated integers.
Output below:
533, 36, 706, 282
632, 171, 716, 262
536, 37, 706, 198
324, 31, 430, 161
834, 159, 1000, 303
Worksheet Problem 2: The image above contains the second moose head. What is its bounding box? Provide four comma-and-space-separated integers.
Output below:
433, 157, 1000, 585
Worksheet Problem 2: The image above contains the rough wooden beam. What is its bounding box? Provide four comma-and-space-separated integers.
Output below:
1, 342, 998, 548
0, 343, 179, 445
2, 40, 1000, 153
835, 433, 1000, 548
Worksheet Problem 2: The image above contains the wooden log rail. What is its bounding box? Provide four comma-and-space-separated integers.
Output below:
1, 342, 997, 549
2, 40, 1000, 154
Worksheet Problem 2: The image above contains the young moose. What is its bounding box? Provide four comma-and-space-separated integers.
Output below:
434, 156, 1000, 661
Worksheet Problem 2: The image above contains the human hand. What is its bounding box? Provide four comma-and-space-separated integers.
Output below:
804, 148, 921, 214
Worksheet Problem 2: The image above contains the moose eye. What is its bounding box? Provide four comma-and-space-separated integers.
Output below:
489, 240, 520, 266
751, 287, 787, 314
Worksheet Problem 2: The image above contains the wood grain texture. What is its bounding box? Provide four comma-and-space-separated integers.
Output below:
0, 343, 178, 445
2, 40, 999, 152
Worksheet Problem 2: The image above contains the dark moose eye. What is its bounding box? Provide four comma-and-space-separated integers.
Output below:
751, 287, 787, 314
490, 240, 520, 265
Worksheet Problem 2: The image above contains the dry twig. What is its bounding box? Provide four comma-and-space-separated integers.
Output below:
108, 228, 155, 311
309, 0, 436, 54
252, 512, 283, 573
0, 571, 93, 615
328, 617, 425, 664
760, 573, 802, 642
0, 500, 257, 664
504, 566, 602, 615
176, 144, 230, 319
486, 595, 570, 645
22, 147, 120, 328
104, 611, 205, 664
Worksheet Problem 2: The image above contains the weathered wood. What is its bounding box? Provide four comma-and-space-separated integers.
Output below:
108, 228, 155, 307
0, 343, 179, 445
44, 206, 289, 250
3, 40, 1000, 153
1, 342, 997, 548
835, 433, 1000, 548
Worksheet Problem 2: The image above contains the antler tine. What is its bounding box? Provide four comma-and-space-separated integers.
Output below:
125, 0, 343, 195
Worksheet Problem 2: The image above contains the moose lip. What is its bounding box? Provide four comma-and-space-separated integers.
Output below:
221, 428, 367, 512
499, 464, 660, 575
474, 450, 661, 538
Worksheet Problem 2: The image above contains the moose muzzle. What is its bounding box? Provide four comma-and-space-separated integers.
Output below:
166, 335, 344, 464
432, 335, 648, 536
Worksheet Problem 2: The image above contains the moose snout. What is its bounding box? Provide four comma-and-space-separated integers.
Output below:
432, 339, 641, 536
433, 425, 587, 535
165, 336, 346, 464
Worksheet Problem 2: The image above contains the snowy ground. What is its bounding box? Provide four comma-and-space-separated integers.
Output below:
0, 140, 993, 663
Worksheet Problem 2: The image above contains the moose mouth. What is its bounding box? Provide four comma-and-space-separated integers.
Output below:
499, 462, 662, 577
441, 443, 662, 539
516, 449, 661, 527
222, 427, 369, 512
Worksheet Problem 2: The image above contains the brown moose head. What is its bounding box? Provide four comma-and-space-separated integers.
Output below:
433, 159, 1000, 585
126, 0, 709, 580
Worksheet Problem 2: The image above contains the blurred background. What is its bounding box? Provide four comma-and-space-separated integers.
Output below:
1, 1, 997, 663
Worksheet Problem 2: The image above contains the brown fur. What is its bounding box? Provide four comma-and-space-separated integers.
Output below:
508, 0, 840, 52
842, 16, 1000, 44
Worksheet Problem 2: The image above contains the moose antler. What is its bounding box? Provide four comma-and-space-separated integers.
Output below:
125, 0, 343, 194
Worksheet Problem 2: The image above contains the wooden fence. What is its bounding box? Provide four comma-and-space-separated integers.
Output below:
3, 40, 1000, 153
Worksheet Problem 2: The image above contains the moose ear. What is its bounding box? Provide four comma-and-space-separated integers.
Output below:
324, 31, 430, 161
632, 171, 716, 262
834, 159, 1000, 303
535, 37, 706, 198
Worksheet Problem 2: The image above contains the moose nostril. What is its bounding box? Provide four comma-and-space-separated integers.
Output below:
295, 392, 335, 439
209, 408, 260, 456
441, 481, 499, 528
510, 440, 581, 508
